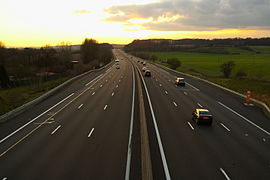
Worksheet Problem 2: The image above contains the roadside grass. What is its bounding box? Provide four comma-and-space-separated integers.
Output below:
0, 77, 69, 116
208, 78, 270, 107
143, 46, 270, 106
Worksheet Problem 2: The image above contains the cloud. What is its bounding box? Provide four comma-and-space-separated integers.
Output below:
74, 10, 91, 14
104, 0, 270, 31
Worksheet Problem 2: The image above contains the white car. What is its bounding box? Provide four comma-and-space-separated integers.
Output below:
142, 67, 147, 72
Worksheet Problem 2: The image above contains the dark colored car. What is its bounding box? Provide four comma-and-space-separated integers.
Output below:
192, 109, 213, 125
145, 70, 151, 77
175, 78, 185, 86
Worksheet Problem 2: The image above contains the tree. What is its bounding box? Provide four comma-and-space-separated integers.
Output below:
220, 61, 235, 78
81, 38, 99, 64
0, 42, 9, 88
167, 58, 181, 70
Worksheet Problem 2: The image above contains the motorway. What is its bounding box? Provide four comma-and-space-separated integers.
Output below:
0, 49, 270, 180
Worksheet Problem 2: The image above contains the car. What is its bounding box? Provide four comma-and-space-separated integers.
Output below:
141, 61, 144, 64
144, 70, 151, 77
137, 60, 140, 63
175, 78, 185, 86
115, 59, 120, 65
116, 65, 120, 69
143, 62, 146, 66
142, 66, 147, 72
192, 109, 213, 125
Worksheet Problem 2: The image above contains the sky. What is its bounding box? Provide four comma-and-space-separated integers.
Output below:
0, 0, 270, 47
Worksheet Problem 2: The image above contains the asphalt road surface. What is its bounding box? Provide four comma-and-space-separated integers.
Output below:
0, 49, 269, 180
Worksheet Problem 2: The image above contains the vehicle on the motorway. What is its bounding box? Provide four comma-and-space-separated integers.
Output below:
116, 65, 120, 69
143, 62, 146, 66
137, 60, 140, 63
142, 66, 147, 72
175, 78, 185, 86
115, 59, 120, 65
141, 61, 144, 64
192, 109, 213, 125
144, 70, 151, 77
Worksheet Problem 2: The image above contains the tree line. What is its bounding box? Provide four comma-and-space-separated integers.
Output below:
0, 39, 113, 89
81, 38, 113, 67
124, 38, 270, 52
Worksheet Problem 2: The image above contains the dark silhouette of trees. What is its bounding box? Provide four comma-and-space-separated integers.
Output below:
167, 58, 181, 70
124, 38, 270, 52
80, 38, 113, 67
220, 61, 235, 78
81, 39, 99, 64
0, 42, 10, 88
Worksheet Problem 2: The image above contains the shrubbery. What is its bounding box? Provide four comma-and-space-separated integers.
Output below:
220, 61, 235, 78
167, 58, 181, 70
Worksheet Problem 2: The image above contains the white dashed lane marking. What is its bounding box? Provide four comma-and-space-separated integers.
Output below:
220, 123, 231, 132
51, 125, 61, 135
78, 104, 83, 109
88, 128, 95, 138
187, 122, 194, 130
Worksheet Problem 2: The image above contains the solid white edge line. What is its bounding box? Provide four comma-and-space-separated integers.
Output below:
51, 125, 61, 135
103, 105, 108, 110
187, 122, 194, 130
220, 123, 231, 132
197, 103, 203, 108
85, 74, 103, 86
125, 65, 135, 180
88, 128, 95, 138
220, 168, 231, 180
78, 104, 83, 109
186, 82, 200, 91
0, 93, 74, 144
138, 65, 172, 180
218, 101, 270, 136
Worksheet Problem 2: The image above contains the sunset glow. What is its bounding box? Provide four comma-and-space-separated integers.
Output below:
1, 0, 270, 47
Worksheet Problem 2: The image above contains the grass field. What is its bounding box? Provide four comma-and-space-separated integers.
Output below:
148, 46, 270, 79
0, 77, 68, 117
144, 46, 270, 107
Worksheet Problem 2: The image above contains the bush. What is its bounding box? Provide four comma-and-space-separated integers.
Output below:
220, 61, 235, 78
167, 58, 181, 70
235, 70, 247, 78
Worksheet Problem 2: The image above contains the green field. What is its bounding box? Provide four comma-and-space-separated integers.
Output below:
148, 46, 270, 79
